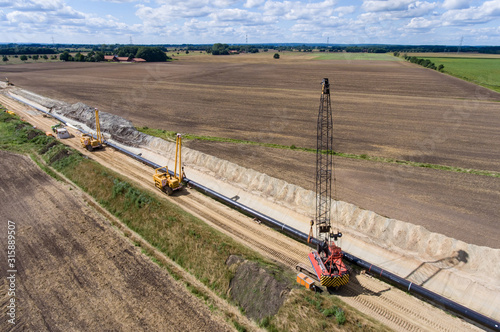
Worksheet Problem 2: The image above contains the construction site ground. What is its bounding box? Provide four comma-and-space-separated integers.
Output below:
2, 56, 499, 249
0, 150, 234, 332
0, 92, 485, 331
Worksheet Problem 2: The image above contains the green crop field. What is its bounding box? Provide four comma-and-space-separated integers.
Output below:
421, 57, 500, 93
313, 52, 401, 61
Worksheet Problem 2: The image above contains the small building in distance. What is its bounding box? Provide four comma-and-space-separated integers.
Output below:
104, 55, 146, 62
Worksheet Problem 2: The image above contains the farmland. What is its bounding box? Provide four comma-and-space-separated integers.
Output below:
412, 55, 500, 93
2, 52, 500, 248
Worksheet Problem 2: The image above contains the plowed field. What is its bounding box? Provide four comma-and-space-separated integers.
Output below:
0, 151, 231, 332
2, 53, 500, 248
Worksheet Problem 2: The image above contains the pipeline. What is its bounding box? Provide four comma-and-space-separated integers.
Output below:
342, 252, 500, 331
8, 92, 500, 331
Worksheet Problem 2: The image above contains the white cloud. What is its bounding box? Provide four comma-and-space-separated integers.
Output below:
0, 1, 13, 7
96, 0, 139, 2
9, 0, 65, 12
244, 0, 265, 9
263, 0, 337, 20
405, 16, 440, 29
135, 3, 212, 24
404, 2, 438, 17
362, 0, 414, 12
361, 0, 437, 19
6, 10, 47, 23
57, 5, 85, 19
210, 8, 273, 25
334, 6, 356, 17
442, 0, 500, 25
442, 0, 471, 10
212, 0, 240, 7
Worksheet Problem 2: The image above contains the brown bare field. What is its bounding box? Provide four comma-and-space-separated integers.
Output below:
0, 151, 231, 332
2, 54, 500, 248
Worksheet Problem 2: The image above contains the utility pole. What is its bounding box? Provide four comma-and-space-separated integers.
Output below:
457, 36, 463, 54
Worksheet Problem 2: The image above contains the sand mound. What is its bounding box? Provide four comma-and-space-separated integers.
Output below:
13, 89, 150, 147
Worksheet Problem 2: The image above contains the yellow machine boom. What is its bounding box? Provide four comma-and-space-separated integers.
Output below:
80, 108, 103, 151
153, 134, 184, 195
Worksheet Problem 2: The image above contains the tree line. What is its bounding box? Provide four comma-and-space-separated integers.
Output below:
400, 53, 444, 72
58, 46, 169, 62
0, 46, 57, 55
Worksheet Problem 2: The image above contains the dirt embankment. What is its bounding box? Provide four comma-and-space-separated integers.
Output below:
227, 255, 290, 322
0, 150, 231, 332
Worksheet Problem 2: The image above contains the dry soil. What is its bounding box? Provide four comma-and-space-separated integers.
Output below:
0, 150, 232, 332
2, 56, 499, 250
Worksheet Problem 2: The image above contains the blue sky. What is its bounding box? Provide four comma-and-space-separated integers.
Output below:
0, 0, 499, 45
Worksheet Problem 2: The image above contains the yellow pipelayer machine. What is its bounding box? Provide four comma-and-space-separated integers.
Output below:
80, 108, 103, 151
153, 133, 184, 195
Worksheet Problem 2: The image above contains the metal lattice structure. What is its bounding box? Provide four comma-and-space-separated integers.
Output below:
315, 78, 333, 242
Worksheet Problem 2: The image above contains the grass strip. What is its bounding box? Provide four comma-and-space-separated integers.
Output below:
138, 126, 500, 179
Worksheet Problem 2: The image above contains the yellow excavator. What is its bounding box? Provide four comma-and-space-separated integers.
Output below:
153, 134, 184, 195
80, 108, 103, 151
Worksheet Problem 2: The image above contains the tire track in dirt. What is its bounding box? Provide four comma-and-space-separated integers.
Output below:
0, 92, 483, 332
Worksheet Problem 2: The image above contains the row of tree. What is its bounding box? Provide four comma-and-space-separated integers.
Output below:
59, 50, 105, 62
202, 43, 260, 55
403, 55, 444, 72
0, 46, 57, 55
57, 46, 169, 62
2, 54, 58, 62
116, 46, 169, 62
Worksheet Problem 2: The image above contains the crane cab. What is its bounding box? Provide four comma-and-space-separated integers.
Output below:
153, 167, 181, 195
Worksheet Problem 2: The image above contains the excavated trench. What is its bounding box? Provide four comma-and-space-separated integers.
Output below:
9, 87, 500, 324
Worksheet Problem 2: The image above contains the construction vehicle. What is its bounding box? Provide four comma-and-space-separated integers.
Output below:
296, 272, 316, 291
51, 123, 70, 139
153, 133, 184, 195
302, 78, 350, 289
55, 127, 70, 139
51, 123, 63, 133
80, 108, 103, 151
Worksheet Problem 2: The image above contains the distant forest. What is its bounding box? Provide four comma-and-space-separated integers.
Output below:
1, 43, 499, 55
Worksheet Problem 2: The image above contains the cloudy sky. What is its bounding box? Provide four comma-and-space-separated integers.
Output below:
1, 0, 499, 45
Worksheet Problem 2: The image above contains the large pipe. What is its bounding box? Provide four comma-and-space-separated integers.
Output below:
342, 252, 500, 331
8, 93, 500, 331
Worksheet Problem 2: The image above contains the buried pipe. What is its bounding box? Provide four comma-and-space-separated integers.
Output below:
9, 93, 500, 331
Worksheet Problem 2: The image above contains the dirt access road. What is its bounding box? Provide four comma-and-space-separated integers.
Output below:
0, 150, 232, 332
2, 57, 500, 248
0, 92, 483, 332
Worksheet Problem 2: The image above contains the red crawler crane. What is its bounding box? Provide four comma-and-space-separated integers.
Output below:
307, 78, 349, 288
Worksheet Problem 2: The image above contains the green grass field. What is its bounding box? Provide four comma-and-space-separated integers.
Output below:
312, 52, 401, 61
421, 57, 500, 93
